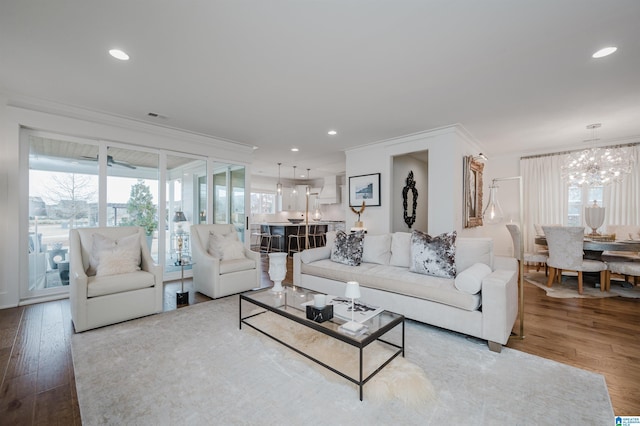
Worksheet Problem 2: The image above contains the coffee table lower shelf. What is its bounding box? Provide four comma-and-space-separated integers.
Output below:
239, 288, 405, 401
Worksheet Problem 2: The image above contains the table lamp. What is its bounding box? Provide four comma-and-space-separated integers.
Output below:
342, 281, 365, 333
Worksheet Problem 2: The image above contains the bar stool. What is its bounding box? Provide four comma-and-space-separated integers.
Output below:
288, 225, 306, 256
260, 225, 282, 253
308, 224, 326, 248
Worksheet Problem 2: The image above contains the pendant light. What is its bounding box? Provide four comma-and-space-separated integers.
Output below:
306, 168, 311, 196
276, 162, 282, 195
292, 166, 297, 195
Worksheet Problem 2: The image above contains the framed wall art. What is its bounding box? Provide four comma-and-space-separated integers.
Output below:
348, 173, 381, 207
463, 156, 484, 228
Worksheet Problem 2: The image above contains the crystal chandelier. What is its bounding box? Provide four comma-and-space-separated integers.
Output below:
561, 124, 634, 186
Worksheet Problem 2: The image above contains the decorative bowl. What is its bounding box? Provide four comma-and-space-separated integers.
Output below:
288, 218, 304, 223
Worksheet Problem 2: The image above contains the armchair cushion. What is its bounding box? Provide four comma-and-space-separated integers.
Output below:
88, 270, 156, 298
220, 258, 257, 274
88, 232, 141, 276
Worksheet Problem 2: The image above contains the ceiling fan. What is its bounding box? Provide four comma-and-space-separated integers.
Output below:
80, 154, 137, 169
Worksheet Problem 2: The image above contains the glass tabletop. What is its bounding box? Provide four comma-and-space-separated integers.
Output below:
241, 286, 403, 343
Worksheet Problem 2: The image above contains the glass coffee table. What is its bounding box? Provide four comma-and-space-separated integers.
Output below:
239, 286, 404, 400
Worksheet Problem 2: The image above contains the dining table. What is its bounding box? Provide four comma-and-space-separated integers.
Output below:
534, 236, 640, 260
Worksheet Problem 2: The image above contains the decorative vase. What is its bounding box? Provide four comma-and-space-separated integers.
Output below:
268, 252, 287, 292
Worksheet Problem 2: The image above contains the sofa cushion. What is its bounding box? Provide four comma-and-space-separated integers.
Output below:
87, 270, 155, 298
389, 232, 411, 267
88, 232, 141, 276
455, 238, 493, 272
409, 230, 457, 278
301, 260, 481, 311
330, 230, 365, 266
362, 234, 391, 265
454, 262, 492, 294
301, 246, 331, 264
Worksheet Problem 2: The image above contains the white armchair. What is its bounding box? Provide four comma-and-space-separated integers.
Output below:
69, 226, 163, 332
191, 224, 260, 299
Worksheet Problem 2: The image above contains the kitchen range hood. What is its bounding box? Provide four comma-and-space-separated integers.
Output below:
317, 175, 341, 204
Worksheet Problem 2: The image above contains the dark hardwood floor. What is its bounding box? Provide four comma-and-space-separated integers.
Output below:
1, 256, 638, 424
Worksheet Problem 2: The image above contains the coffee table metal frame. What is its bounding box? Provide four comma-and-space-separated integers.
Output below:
239, 286, 405, 401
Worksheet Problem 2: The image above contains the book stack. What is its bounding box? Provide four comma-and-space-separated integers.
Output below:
338, 321, 368, 337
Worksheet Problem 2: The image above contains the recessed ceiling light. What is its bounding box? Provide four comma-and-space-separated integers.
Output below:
109, 49, 130, 61
592, 47, 617, 58
328, 130, 337, 136
291, 148, 299, 152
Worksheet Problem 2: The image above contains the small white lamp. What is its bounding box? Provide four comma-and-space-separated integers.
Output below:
342, 281, 365, 333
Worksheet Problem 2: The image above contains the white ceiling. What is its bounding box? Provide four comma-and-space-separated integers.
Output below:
2, 0, 639, 178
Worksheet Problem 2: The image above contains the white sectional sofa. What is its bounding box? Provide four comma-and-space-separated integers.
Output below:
293, 232, 519, 351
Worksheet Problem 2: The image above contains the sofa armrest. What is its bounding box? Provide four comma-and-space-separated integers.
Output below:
480, 269, 519, 345
493, 255, 517, 272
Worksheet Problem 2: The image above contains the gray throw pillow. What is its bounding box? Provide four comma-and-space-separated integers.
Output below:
330, 230, 365, 266
409, 230, 457, 278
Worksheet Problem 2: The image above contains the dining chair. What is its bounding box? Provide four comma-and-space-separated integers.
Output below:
605, 259, 640, 290
506, 224, 548, 274
542, 226, 608, 294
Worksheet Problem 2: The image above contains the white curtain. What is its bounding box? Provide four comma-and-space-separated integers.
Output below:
520, 154, 568, 253
603, 144, 640, 225
520, 144, 640, 253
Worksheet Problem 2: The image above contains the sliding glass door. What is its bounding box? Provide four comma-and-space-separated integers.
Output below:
27, 134, 99, 296
213, 163, 246, 242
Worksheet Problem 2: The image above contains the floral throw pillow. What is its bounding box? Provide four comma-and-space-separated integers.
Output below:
409, 230, 457, 278
330, 230, 365, 266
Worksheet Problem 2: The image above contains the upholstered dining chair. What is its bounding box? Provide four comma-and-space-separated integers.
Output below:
69, 226, 163, 332
605, 260, 640, 290
506, 224, 548, 274
542, 226, 608, 294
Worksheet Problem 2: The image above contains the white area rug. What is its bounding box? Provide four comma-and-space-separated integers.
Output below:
525, 271, 640, 299
71, 296, 614, 425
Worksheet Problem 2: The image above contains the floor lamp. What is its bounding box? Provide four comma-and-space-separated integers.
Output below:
483, 176, 525, 340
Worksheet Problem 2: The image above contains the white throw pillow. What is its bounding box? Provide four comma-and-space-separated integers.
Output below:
362, 234, 391, 265
454, 262, 492, 294
389, 232, 412, 267
96, 248, 141, 276
88, 232, 141, 276
222, 240, 246, 260
208, 231, 244, 260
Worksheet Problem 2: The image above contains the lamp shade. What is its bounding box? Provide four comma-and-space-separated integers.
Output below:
344, 281, 361, 299
173, 211, 187, 222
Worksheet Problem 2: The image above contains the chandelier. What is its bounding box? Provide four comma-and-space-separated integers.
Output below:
560, 124, 634, 186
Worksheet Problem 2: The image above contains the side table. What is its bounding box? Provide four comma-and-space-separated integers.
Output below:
175, 259, 192, 307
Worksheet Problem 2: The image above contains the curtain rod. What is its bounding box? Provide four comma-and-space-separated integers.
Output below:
520, 141, 640, 160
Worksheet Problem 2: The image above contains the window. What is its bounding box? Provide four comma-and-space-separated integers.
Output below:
567, 185, 603, 226
251, 192, 276, 214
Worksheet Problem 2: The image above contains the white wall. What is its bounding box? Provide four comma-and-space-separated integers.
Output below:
345, 125, 483, 235
0, 97, 254, 309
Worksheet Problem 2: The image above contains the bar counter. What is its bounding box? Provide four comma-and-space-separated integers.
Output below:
258, 221, 345, 253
